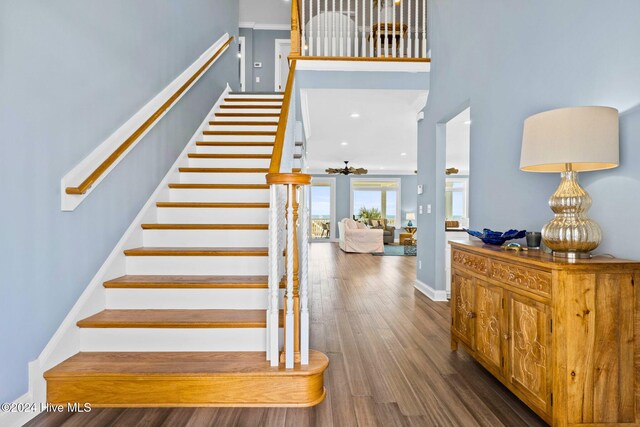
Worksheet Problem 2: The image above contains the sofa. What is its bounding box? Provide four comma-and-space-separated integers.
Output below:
365, 218, 395, 244
338, 218, 384, 253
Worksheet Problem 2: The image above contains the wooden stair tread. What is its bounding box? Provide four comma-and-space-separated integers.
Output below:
156, 202, 269, 208
168, 183, 269, 189
178, 167, 269, 173
141, 224, 268, 230
196, 141, 275, 146
76, 309, 273, 329
209, 121, 279, 126
124, 247, 268, 256
215, 113, 280, 117
44, 351, 328, 378
203, 130, 276, 136
103, 275, 271, 289
188, 153, 272, 159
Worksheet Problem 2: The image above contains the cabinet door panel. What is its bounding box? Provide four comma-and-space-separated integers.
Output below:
452, 270, 475, 349
508, 293, 551, 414
475, 280, 503, 374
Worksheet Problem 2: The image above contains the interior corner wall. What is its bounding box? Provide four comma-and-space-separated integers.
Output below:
239, 28, 290, 92
417, 0, 640, 291
0, 0, 238, 403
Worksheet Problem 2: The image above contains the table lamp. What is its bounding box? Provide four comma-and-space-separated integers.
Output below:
406, 212, 415, 227
520, 106, 619, 258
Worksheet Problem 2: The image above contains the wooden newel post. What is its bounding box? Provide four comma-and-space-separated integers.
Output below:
291, 0, 301, 56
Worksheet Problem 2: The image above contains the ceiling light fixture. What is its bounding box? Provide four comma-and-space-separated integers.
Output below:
350, 113, 360, 118
400, 152, 407, 156
340, 142, 348, 146
464, 120, 472, 125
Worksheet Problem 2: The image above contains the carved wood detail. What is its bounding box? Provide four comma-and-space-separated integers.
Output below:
490, 260, 551, 296
452, 250, 488, 275
452, 272, 475, 348
475, 281, 502, 371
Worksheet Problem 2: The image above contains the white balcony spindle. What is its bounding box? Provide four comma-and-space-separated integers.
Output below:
309, 0, 314, 55
376, 0, 381, 57
302, 0, 307, 56
285, 184, 295, 369
317, 0, 322, 55
400, 0, 404, 57
392, 0, 396, 57
300, 185, 310, 365
407, 0, 412, 58
384, 1, 388, 57
331, 0, 336, 56
354, 0, 359, 57
414, 0, 419, 57
369, 0, 374, 57
340, 0, 345, 56
268, 186, 280, 365
324, 0, 329, 55
347, 0, 351, 56
422, 0, 427, 58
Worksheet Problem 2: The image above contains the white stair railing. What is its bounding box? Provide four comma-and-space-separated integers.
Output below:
296, 0, 428, 59
266, 60, 312, 369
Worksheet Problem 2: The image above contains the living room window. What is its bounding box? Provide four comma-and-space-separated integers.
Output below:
445, 177, 469, 220
350, 178, 401, 226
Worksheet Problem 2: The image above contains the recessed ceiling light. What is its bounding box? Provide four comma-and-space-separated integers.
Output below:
464, 120, 472, 125
340, 142, 348, 146
350, 113, 360, 118
380, 167, 385, 170
237, 53, 242, 58
400, 152, 407, 156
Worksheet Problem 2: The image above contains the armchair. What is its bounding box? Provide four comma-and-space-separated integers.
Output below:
338, 218, 384, 253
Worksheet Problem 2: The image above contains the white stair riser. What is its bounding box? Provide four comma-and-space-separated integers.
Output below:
217, 108, 281, 115
126, 255, 268, 275
179, 172, 267, 184
200, 134, 276, 142
157, 207, 269, 224
106, 288, 284, 309
169, 188, 269, 202
212, 116, 280, 122
142, 229, 269, 247
222, 101, 282, 107
208, 124, 277, 132
79, 328, 278, 352
188, 158, 270, 168
195, 145, 273, 155
226, 94, 283, 100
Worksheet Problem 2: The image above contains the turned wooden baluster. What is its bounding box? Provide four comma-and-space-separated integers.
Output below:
291, 0, 301, 56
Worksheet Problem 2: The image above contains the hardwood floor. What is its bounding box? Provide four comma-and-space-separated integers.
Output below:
26, 243, 545, 427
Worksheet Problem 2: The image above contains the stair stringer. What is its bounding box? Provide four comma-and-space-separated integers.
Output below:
24, 84, 232, 413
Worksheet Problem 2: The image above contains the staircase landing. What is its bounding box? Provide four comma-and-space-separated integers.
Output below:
45, 351, 328, 407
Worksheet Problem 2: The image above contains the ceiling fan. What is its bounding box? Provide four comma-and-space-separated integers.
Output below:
325, 161, 368, 175
446, 167, 459, 175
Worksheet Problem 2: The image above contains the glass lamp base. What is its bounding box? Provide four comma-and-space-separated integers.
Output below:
551, 251, 592, 259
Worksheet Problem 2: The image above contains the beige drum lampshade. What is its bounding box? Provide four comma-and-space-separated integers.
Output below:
520, 106, 619, 172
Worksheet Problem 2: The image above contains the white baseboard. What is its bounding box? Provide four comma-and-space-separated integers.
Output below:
0, 392, 39, 427
414, 280, 449, 302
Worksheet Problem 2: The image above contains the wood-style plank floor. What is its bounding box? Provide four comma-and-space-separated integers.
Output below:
26, 243, 546, 427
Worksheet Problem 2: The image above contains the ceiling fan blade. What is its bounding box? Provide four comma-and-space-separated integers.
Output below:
325, 168, 340, 174
354, 168, 368, 175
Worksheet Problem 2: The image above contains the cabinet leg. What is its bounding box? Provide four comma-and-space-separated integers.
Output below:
451, 337, 458, 351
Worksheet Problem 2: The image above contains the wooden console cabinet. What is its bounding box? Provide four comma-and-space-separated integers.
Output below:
450, 241, 640, 426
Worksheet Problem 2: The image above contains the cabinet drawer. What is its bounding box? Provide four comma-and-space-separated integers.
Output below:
452, 249, 488, 276
489, 260, 552, 297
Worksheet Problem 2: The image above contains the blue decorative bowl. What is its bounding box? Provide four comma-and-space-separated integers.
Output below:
464, 228, 527, 245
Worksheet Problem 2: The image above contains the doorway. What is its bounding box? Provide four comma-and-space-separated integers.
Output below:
274, 39, 291, 92
444, 107, 471, 296
238, 36, 246, 92
309, 177, 336, 241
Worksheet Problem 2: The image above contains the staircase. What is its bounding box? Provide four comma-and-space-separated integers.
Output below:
44, 92, 327, 407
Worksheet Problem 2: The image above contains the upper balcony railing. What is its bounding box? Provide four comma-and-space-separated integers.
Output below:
291, 0, 428, 60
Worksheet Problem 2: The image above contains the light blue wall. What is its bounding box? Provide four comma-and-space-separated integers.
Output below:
0, 0, 238, 402
311, 174, 418, 239
417, 0, 640, 290
240, 29, 290, 92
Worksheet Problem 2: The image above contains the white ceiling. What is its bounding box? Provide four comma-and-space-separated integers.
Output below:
239, 0, 291, 26
445, 108, 471, 175
301, 89, 428, 175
